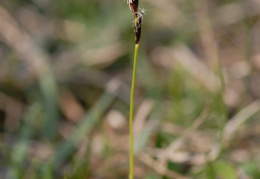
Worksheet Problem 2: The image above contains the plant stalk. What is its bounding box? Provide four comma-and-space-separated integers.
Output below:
129, 43, 139, 179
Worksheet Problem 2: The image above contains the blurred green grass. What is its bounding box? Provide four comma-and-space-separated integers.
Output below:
1, 0, 260, 178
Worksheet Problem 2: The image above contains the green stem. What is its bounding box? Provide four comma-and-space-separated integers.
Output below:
129, 43, 139, 179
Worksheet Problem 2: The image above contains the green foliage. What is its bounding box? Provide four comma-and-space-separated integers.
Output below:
243, 161, 260, 179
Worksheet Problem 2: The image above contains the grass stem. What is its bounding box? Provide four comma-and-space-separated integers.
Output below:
129, 43, 139, 179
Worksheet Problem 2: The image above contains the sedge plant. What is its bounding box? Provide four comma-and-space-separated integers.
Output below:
126, 0, 146, 178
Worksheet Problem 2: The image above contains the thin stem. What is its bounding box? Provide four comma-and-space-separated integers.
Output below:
129, 43, 139, 179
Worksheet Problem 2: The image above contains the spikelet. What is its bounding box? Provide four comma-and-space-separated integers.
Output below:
126, 0, 146, 44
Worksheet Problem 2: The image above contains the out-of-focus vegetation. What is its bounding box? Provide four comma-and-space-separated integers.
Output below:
1, 0, 260, 178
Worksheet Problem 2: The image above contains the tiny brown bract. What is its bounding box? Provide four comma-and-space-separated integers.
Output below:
127, 0, 139, 15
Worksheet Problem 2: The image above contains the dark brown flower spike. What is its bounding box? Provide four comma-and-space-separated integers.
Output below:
126, 0, 145, 44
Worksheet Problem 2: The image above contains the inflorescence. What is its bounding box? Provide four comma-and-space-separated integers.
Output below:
126, 0, 146, 44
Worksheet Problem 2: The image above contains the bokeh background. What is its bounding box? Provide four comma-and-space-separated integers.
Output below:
1, 0, 260, 178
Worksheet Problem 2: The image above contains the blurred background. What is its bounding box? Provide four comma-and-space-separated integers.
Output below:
1, 0, 260, 178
